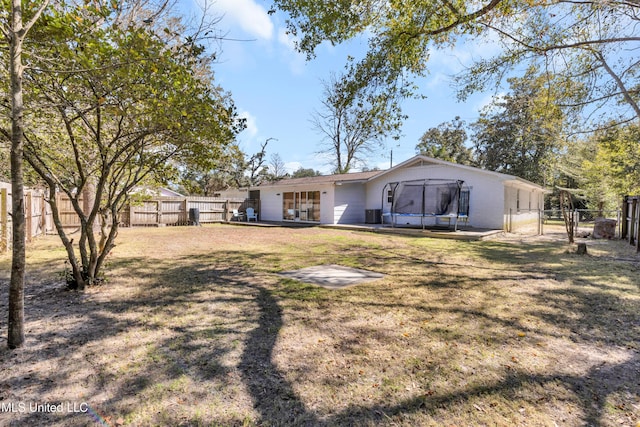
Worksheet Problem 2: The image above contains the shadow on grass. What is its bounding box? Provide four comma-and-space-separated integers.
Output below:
325, 355, 640, 426
0, 235, 638, 426
238, 286, 320, 426
234, 240, 639, 426
0, 255, 262, 426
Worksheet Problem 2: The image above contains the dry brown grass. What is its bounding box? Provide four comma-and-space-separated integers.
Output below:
0, 224, 639, 426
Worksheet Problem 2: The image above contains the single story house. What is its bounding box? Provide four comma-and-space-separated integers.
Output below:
253, 155, 547, 232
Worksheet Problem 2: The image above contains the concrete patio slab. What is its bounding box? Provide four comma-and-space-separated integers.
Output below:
278, 264, 385, 289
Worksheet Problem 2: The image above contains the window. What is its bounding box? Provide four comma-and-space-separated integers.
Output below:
387, 190, 394, 204
282, 191, 321, 222
459, 190, 470, 216
308, 191, 320, 222
283, 192, 295, 220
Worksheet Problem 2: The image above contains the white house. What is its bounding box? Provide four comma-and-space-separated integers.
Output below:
254, 155, 547, 232
131, 186, 185, 197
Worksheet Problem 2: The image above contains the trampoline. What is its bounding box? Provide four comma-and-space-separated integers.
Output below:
382, 179, 469, 231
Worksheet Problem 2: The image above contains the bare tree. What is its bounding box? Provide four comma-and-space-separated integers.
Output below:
311, 74, 402, 173
246, 138, 276, 186
268, 153, 288, 181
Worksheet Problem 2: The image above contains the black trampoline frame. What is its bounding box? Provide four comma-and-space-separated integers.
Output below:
381, 179, 469, 231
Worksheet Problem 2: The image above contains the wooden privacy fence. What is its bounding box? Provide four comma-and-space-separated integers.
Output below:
0, 180, 259, 252
121, 197, 258, 227
622, 195, 640, 252
0, 182, 54, 252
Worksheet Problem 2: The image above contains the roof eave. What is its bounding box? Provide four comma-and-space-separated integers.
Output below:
504, 178, 550, 192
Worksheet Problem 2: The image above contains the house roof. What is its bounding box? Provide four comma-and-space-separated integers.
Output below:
159, 187, 185, 197
256, 155, 547, 191
131, 186, 185, 197
258, 170, 381, 187
371, 155, 546, 191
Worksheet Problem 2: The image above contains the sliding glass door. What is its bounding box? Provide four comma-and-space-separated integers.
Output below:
283, 192, 295, 220
308, 191, 320, 222
282, 191, 320, 222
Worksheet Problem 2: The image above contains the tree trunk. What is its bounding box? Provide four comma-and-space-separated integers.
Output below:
7, 0, 50, 347
81, 178, 100, 288
43, 185, 87, 290
8, 0, 26, 349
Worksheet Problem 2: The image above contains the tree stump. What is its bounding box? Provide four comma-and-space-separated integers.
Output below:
576, 243, 588, 255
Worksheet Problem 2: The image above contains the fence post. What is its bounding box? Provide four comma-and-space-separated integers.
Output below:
1, 188, 7, 252
182, 198, 188, 225
56, 192, 63, 227
629, 197, 638, 245
538, 209, 542, 235
157, 199, 163, 226
635, 199, 640, 252
621, 197, 628, 239
40, 192, 47, 234
25, 191, 32, 243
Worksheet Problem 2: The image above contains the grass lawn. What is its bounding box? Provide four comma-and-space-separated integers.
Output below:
0, 224, 639, 426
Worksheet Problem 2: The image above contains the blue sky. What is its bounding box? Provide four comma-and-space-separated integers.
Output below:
196, 0, 501, 174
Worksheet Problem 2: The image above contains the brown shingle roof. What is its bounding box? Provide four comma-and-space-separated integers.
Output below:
258, 170, 381, 187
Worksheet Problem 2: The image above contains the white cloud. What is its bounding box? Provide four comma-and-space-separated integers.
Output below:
277, 27, 296, 51
239, 110, 258, 139
213, 0, 274, 40
425, 71, 452, 89
428, 35, 502, 75
428, 49, 471, 74
474, 93, 506, 113
284, 161, 303, 173
374, 159, 394, 171
277, 27, 307, 75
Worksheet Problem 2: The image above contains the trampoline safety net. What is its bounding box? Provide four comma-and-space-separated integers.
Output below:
392, 180, 463, 216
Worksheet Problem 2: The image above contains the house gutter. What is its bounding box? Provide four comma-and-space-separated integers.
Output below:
503, 178, 551, 193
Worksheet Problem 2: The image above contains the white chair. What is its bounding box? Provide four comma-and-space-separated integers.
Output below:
231, 209, 244, 221
246, 207, 258, 222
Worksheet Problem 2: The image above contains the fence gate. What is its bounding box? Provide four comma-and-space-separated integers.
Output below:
622, 196, 640, 251
542, 209, 622, 239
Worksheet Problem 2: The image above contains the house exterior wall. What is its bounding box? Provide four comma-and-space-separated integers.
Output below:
321, 188, 335, 224
258, 186, 283, 222
503, 185, 543, 233
334, 183, 367, 224
366, 164, 506, 229
257, 184, 335, 223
